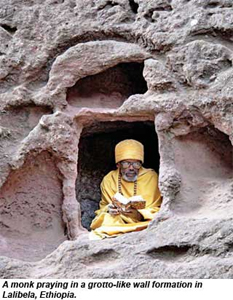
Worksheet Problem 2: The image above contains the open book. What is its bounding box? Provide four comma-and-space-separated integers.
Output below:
112, 192, 146, 211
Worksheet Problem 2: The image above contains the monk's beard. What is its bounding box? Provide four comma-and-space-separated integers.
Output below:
122, 172, 138, 182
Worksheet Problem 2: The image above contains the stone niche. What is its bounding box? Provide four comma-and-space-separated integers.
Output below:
66, 62, 147, 109
171, 126, 233, 218
76, 120, 160, 230
0, 151, 66, 262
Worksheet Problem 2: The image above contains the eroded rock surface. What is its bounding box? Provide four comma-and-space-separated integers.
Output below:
0, 0, 232, 278
0, 151, 66, 262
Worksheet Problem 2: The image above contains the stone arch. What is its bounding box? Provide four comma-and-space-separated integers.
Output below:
40, 40, 151, 110
47, 40, 150, 92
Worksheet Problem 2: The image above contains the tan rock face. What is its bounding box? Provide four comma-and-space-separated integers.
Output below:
171, 127, 233, 217
0, 0, 233, 278
0, 151, 65, 262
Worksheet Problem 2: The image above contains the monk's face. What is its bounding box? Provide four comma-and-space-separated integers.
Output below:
117, 159, 142, 182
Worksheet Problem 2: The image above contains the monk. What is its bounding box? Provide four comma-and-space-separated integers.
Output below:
89, 139, 162, 239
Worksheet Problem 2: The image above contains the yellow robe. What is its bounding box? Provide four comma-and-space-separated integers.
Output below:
89, 167, 162, 240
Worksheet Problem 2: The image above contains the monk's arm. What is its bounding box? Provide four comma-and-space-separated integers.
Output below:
138, 173, 162, 220
96, 179, 115, 214
90, 179, 115, 230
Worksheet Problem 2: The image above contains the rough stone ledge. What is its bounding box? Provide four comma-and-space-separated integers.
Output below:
1, 216, 233, 279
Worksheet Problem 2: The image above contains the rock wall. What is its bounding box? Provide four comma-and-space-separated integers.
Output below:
0, 0, 233, 278
0, 151, 66, 262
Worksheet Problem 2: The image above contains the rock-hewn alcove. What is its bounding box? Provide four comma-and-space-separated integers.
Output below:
0, 151, 66, 262
67, 62, 147, 109
171, 126, 233, 217
76, 120, 160, 230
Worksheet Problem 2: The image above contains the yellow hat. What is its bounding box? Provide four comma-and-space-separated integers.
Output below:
115, 139, 144, 163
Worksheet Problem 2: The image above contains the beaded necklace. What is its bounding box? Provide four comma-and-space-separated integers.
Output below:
118, 172, 137, 196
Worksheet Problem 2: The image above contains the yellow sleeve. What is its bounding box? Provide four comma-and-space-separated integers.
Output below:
138, 196, 161, 220
138, 171, 162, 220
90, 174, 116, 230
95, 176, 115, 215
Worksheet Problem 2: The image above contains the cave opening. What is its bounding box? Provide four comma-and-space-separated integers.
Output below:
66, 62, 148, 109
76, 120, 160, 230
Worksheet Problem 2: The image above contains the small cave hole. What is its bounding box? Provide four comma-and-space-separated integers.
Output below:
0, 24, 17, 34
129, 0, 139, 14
146, 245, 191, 261
154, 5, 172, 12
98, 1, 118, 10
144, 9, 154, 23
205, 1, 220, 9
76, 121, 160, 230
66, 62, 147, 109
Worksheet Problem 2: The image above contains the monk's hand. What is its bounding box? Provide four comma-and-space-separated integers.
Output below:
122, 208, 143, 221
121, 207, 137, 215
108, 204, 120, 216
